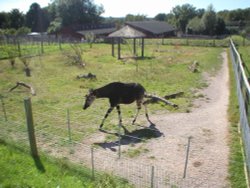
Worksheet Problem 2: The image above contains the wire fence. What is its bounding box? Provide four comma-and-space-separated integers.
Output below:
229, 39, 250, 179
0, 94, 242, 188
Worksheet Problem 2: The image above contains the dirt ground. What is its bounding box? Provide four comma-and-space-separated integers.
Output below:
146, 51, 230, 187
78, 51, 230, 187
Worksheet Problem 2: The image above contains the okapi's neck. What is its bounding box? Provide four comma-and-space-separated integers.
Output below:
94, 87, 110, 98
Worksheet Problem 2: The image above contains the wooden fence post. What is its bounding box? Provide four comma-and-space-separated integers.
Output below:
1, 97, 7, 121
133, 38, 136, 55
40, 34, 44, 54
118, 38, 121, 59
141, 38, 144, 58
111, 38, 115, 57
24, 97, 38, 158
58, 36, 62, 51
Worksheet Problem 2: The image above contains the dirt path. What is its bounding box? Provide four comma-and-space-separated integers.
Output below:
141, 51, 230, 187
78, 51, 230, 187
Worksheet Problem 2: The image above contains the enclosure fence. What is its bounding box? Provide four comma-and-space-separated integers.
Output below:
0, 95, 236, 188
229, 39, 250, 179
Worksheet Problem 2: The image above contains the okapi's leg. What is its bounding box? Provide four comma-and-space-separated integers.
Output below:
143, 100, 153, 125
100, 107, 114, 129
116, 105, 129, 134
116, 105, 122, 125
132, 100, 142, 124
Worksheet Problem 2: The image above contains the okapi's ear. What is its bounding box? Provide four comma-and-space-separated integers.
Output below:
89, 89, 94, 93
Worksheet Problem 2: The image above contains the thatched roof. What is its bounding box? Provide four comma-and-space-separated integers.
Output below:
77, 27, 116, 36
108, 25, 146, 38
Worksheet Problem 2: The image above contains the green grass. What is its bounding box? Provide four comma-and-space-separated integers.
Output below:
122, 146, 149, 158
0, 139, 132, 188
227, 50, 248, 188
0, 42, 224, 140
231, 35, 250, 47
238, 45, 250, 77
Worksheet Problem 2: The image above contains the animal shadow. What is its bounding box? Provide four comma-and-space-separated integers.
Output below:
95, 124, 164, 152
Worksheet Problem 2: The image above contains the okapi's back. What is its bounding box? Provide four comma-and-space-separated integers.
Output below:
98, 82, 146, 104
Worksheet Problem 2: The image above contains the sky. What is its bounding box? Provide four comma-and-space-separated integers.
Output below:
0, 0, 250, 17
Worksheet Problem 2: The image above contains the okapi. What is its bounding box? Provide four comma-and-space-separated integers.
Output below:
83, 82, 177, 130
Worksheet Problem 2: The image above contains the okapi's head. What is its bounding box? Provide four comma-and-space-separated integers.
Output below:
83, 89, 96, 110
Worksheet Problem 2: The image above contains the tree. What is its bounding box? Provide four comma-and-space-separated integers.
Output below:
26, 3, 49, 32
155, 13, 167, 21
218, 8, 250, 34
0, 12, 10, 29
171, 4, 197, 33
9, 9, 25, 29
16, 27, 31, 36
186, 17, 204, 34
53, 0, 104, 26
2, 29, 19, 68
85, 32, 95, 48
46, 2, 57, 22
215, 17, 226, 35
47, 17, 62, 38
196, 8, 205, 18
125, 14, 147, 21
201, 4, 217, 35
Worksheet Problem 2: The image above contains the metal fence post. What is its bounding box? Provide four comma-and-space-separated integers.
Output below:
67, 109, 72, 142
151, 166, 155, 188
24, 97, 38, 158
91, 147, 95, 180
118, 122, 121, 159
1, 97, 7, 121
183, 136, 191, 178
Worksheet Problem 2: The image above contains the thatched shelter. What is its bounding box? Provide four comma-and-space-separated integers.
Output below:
108, 21, 175, 59
108, 25, 146, 59
109, 25, 146, 38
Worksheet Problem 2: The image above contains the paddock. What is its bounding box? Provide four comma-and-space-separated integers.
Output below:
0, 38, 248, 187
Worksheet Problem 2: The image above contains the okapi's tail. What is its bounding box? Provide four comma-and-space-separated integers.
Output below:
144, 93, 178, 108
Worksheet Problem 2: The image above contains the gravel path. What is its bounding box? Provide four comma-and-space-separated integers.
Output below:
142, 51, 230, 187
78, 51, 230, 187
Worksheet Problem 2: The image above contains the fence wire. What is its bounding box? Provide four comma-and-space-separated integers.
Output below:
230, 39, 250, 179
1, 78, 247, 188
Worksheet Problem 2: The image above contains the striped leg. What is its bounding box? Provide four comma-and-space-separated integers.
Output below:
100, 107, 114, 129
116, 105, 122, 125
116, 105, 130, 134
132, 101, 142, 124
143, 100, 153, 125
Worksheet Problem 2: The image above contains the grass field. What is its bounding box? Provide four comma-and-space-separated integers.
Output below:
238, 46, 250, 77
0, 41, 224, 138
0, 139, 132, 188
